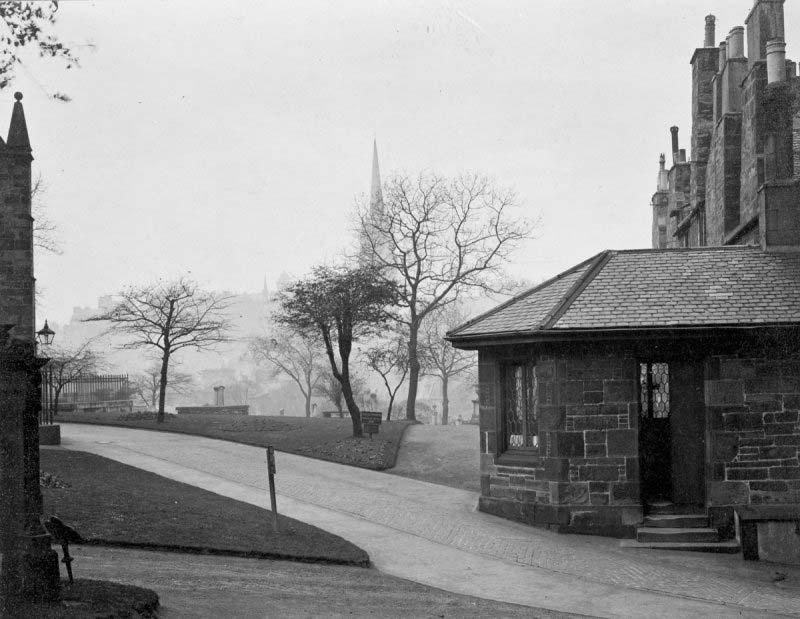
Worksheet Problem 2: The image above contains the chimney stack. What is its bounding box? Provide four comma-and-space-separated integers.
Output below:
679, 149, 687, 163
719, 41, 728, 71
727, 26, 745, 58
704, 15, 716, 47
766, 38, 787, 82
670, 126, 680, 164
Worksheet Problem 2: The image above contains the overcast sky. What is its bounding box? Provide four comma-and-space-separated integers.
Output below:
12, 0, 796, 325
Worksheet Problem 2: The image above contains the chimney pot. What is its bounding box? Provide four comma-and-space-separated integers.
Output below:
704, 15, 716, 47
679, 149, 687, 163
670, 126, 680, 164
727, 26, 745, 59
767, 38, 787, 83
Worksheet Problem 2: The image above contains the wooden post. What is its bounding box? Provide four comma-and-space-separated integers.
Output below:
266, 446, 278, 533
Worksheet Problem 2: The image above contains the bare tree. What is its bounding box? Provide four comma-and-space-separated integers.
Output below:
418, 304, 476, 425
87, 277, 232, 422
45, 340, 100, 417
359, 172, 531, 421
276, 264, 396, 437
314, 370, 366, 417
131, 362, 194, 409
31, 176, 61, 255
363, 334, 408, 421
225, 373, 257, 406
249, 328, 325, 417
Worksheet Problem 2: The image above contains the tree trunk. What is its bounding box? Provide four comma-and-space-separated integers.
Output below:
441, 375, 449, 426
339, 363, 362, 437
157, 351, 170, 423
386, 394, 394, 421
405, 325, 420, 421
52, 386, 62, 419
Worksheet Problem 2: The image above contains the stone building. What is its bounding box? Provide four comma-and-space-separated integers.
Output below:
653, 1, 800, 250
448, 1, 800, 560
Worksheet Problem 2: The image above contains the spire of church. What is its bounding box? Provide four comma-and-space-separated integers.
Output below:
370, 139, 382, 211
7, 92, 30, 151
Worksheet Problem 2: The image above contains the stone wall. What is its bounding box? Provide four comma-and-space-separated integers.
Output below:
176, 405, 249, 416
705, 114, 742, 245
739, 63, 768, 227
690, 48, 719, 210
478, 348, 642, 537
666, 163, 691, 247
706, 353, 800, 535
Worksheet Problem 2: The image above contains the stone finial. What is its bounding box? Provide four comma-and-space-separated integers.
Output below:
7, 91, 30, 150
657, 154, 668, 191
705, 15, 716, 47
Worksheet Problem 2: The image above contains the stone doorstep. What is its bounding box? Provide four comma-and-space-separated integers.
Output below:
636, 527, 721, 544
643, 514, 710, 528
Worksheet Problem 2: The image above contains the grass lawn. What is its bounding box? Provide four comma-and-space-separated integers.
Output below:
40, 449, 369, 566
56, 411, 411, 470
9, 579, 159, 618
388, 424, 480, 492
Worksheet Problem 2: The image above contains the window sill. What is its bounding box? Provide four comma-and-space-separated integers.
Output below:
497, 451, 541, 468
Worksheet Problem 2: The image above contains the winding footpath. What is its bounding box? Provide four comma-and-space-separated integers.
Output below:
56, 424, 800, 618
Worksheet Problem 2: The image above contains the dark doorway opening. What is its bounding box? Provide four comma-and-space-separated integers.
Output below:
638, 360, 706, 510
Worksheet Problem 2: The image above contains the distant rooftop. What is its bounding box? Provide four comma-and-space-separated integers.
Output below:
448, 246, 800, 341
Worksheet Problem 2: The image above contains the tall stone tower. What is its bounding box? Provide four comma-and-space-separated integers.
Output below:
651, 154, 669, 248
0, 93, 61, 603
0, 92, 35, 342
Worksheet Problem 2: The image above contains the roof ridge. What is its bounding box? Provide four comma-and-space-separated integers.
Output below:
612, 245, 760, 254
540, 250, 614, 329
446, 251, 605, 338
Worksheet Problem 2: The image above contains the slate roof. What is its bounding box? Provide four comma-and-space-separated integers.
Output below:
448, 246, 800, 342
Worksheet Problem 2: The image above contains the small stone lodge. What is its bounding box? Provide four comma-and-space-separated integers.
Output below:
448, 1, 800, 560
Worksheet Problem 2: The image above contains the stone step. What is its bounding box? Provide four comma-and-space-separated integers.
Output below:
621, 539, 741, 554
643, 514, 709, 528
646, 501, 704, 516
636, 527, 720, 544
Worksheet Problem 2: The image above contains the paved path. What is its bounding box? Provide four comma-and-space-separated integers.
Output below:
56, 424, 800, 618
67, 545, 573, 618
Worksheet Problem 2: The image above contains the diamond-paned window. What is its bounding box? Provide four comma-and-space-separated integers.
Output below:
502, 362, 538, 450
639, 362, 670, 419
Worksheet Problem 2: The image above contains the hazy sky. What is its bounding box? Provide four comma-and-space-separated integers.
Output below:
11, 0, 796, 325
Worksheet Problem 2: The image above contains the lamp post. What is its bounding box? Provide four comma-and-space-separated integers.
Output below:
36, 321, 55, 424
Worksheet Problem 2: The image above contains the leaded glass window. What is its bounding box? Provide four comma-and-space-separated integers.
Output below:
639, 362, 670, 419
502, 362, 538, 450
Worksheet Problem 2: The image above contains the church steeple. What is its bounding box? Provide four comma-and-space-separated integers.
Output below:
370, 138, 382, 211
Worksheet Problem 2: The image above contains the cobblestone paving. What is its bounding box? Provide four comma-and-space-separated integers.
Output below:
59, 425, 800, 617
